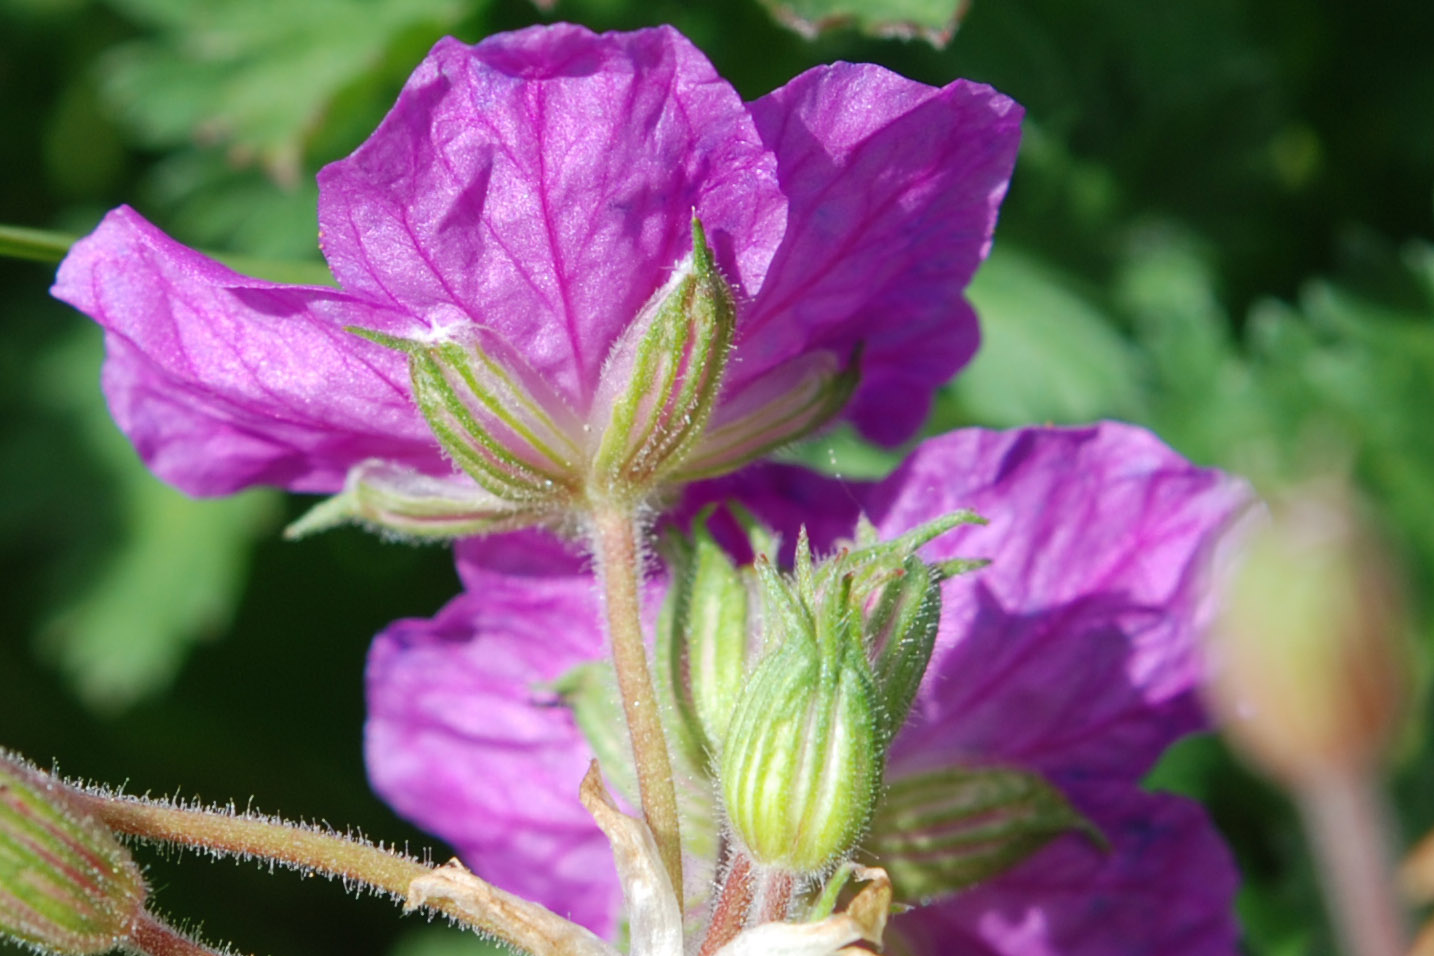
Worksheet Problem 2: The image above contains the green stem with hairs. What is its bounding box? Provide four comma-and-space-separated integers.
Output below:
69, 790, 583, 956
588, 504, 684, 910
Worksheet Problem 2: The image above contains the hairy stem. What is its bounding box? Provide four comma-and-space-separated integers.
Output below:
588, 504, 684, 909
128, 911, 236, 956
72, 791, 584, 956
698, 851, 755, 956
1295, 767, 1409, 956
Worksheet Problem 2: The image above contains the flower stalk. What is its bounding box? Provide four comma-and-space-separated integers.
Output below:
1296, 768, 1408, 956
587, 505, 684, 909
66, 789, 583, 954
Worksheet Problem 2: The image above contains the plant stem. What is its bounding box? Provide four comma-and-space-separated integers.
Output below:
1295, 766, 1409, 956
128, 911, 235, 956
588, 504, 684, 909
698, 852, 755, 956
0, 224, 74, 264
73, 792, 582, 956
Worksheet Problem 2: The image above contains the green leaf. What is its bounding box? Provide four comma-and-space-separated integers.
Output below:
755, 0, 970, 47
936, 245, 1144, 431
33, 330, 280, 712
868, 765, 1103, 902
100, 0, 468, 185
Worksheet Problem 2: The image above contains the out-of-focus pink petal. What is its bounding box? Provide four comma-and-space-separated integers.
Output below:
869, 424, 1252, 785
51, 206, 443, 495
452, 528, 590, 585
890, 786, 1239, 956
317, 25, 786, 409
741, 65, 1022, 444
364, 570, 620, 935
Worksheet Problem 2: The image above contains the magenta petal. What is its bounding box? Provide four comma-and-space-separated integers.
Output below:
891, 786, 1239, 956
870, 424, 1251, 785
741, 65, 1022, 444
318, 25, 786, 409
364, 572, 620, 935
51, 206, 443, 495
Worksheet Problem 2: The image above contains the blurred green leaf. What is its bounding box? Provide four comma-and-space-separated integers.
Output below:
779, 424, 904, 480
99, 0, 468, 185
32, 330, 280, 712
755, 0, 968, 47
935, 244, 1143, 430
387, 926, 508, 956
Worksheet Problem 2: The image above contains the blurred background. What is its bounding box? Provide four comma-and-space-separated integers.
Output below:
1, 0, 1431, 954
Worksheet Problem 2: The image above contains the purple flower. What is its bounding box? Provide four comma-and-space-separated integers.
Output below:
51, 24, 1020, 515
366, 422, 1249, 952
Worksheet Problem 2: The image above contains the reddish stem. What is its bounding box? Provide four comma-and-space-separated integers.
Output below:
698, 852, 756, 956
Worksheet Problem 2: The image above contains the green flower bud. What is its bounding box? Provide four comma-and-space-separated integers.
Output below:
720, 619, 881, 873
0, 752, 147, 956
716, 513, 987, 875
657, 509, 774, 765
590, 215, 736, 501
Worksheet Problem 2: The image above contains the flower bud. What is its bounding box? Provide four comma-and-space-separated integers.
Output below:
590, 215, 736, 501
657, 509, 773, 763
1205, 480, 1409, 783
719, 620, 881, 873
716, 513, 986, 874
0, 752, 147, 956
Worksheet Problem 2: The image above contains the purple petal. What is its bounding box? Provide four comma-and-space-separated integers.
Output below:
741, 65, 1022, 444
318, 25, 786, 410
452, 528, 591, 584
51, 206, 443, 495
364, 569, 620, 935
871, 424, 1252, 786
891, 786, 1239, 956
675, 460, 863, 563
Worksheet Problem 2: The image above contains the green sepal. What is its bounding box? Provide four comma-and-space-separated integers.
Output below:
655, 511, 755, 767
347, 327, 580, 504
720, 623, 881, 873
547, 662, 640, 809
868, 765, 1106, 901
0, 751, 147, 956
841, 510, 987, 743
283, 460, 545, 541
590, 215, 736, 499
866, 554, 943, 744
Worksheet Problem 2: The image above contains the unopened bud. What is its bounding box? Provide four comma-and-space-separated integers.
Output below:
590, 215, 736, 501
0, 751, 147, 955
720, 618, 881, 874
717, 513, 985, 874
1206, 481, 1409, 783
657, 509, 770, 762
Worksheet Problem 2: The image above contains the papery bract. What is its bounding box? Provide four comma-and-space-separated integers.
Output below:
365, 422, 1249, 953
52, 23, 1020, 524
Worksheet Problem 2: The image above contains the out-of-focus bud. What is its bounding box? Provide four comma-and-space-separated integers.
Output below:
0, 751, 147, 956
1205, 480, 1410, 784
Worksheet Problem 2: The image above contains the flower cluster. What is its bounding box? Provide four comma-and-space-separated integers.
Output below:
53, 21, 1246, 956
